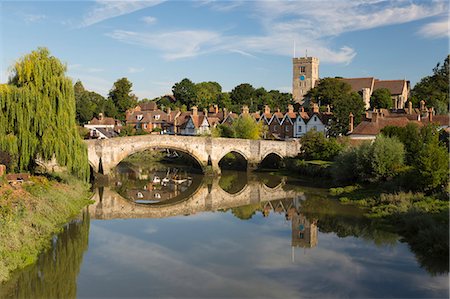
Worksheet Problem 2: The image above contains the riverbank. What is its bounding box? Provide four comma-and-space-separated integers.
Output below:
0, 173, 92, 283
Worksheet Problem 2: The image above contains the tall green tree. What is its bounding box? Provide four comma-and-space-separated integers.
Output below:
230, 83, 256, 109
306, 77, 352, 106
370, 88, 393, 109
411, 55, 449, 114
108, 77, 137, 120
330, 92, 365, 136
0, 48, 89, 180
172, 78, 197, 108
195, 81, 222, 108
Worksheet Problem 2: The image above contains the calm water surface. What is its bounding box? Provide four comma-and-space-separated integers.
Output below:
1, 163, 448, 298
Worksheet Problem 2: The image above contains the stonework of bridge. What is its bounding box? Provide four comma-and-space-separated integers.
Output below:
85, 135, 301, 175
89, 180, 303, 220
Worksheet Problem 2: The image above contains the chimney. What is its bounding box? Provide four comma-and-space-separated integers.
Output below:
223, 108, 228, 118
300, 106, 305, 113
192, 106, 198, 117
214, 104, 219, 114
203, 108, 208, 116
264, 105, 270, 115
420, 100, 425, 111
99, 112, 104, 120
372, 111, 379, 123
429, 107, 433, 122
167, 107, 171, 114
365, 111, 370, 119
326, 104, 331, 113
242, 105, 249, 115
288, 104, 294, 113
349, 112, 354, 132
312, 103, 319, 113
408, 101, 412, 114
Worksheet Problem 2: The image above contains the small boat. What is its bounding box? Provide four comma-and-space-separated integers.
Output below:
171, 177, 187, 184
162, 177, 170, 184
152, 176, 161, 184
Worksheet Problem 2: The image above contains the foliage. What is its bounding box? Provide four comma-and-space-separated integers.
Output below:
333, 136, 404, 182
370, 88, 393, 109
172, 78, 197, 108
330, 92, 365, 136
0, 174, 91, 283
416, 142, 449, 191
195, 81, 222, 108
308, 78, 365, 136
411, 55, 449, 114
300, 130, 344, 161
0, 48, 89, 180
108, 77, 137, 121
230, 83, 256, 108
370, 135, 405, 180
231, 115, 264, 139
306, 77, 352, 106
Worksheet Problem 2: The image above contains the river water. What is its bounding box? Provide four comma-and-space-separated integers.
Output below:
1, 162, 449, 298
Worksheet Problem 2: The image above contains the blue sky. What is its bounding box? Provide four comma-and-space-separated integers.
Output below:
1, 0, 448, 100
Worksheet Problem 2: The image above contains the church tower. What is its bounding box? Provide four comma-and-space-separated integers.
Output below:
292, 56, 319, 103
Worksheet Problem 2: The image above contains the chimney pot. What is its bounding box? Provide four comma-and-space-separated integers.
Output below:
192, 106, 198, 117
349, 112, 354, 133
264, 105, 270, 114
288, 104, 294, 113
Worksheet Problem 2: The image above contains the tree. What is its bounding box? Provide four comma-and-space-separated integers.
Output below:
217, 92, 232, 110
230, 83, 255, 109
411, 55, 449, 114
370, 135, 405, 180
370, 88, 393, 109
172, 78, 197, 108
329, 92, 365, 136
416, 142, 449, 191
108, 78, 137, 121
300, 130, 343, 161
195, 81, 222, 108
306, 77, 352, 106
231, 115, 263, 139
0, 48, 89, 180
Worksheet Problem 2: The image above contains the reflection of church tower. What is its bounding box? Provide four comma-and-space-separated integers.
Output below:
292, 56, 319, 104
291, 212, 318, 248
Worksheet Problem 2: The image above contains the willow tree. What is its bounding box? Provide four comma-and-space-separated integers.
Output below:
0, 48, 89, 180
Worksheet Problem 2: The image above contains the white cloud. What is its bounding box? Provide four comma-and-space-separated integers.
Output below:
107, 29, 222, 60
106, 0, 447, 64
418, 17, 449, 39
197, 0, 244, 12
142, 16, 157, 25
80, 0, 165, 28
127, 67, 145, 74
23, 14, 46, 23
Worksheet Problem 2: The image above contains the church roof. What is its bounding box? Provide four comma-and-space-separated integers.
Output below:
340, 77, 375, 92
374, 80, 408, 95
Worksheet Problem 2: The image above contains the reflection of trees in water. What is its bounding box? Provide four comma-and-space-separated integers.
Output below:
231, 203, 261, 220
0, 211, 90, 299
218, 171, 248, 194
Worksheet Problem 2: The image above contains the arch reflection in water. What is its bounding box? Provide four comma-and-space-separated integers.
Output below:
0, 211, 90, 299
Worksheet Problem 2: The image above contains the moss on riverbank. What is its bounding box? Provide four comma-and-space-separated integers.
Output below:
0, 174, 92, 283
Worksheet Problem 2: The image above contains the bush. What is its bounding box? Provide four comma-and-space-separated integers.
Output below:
371, 135, 405, 180
416, 142, 449, 191
300, 130, 344, 161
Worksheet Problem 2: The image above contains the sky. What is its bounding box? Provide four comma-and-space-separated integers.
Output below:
1, 0, 448, 100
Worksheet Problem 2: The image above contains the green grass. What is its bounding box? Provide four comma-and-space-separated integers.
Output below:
0, 174, 92, 283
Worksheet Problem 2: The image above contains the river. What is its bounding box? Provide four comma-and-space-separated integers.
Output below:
1, 161, 448, 298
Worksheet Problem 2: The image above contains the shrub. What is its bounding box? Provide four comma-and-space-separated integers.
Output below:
300, 130, 344, 161
371, 135, 405, 180
416, 142, 449, 191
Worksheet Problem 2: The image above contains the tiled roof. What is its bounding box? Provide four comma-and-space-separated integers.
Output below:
374, 80, 407, 95
340, 77, 374, 92
139, 102, 157, 111
89, 116, 116, 126
351, 117, 414, 136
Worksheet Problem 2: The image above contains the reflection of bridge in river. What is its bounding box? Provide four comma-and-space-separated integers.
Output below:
89, 179, 302, 219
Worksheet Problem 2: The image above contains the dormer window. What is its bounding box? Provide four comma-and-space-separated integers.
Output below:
136, 114, 143, 121
314, 116, 317, 121
154, 115, 160, 120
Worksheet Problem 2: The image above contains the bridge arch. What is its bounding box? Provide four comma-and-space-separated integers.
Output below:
259, 152, 284, 169
218, 150, 249, 171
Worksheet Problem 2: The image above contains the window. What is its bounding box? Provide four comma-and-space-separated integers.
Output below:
300, 66, 306, 73
299, 126, 302, 132
299, 232, 304, 239
285, 126, 289, 132
136, 114, 143, 121
143, 124, 147, 129
314, 116, 317, 121
274, 125, 278, 130
154, 115, 160, 120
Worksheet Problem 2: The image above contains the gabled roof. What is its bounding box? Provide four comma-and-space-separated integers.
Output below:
374, 80, 408, 95
351, 117, 414, 136
139, 102, 157, 111
89, 116, 116, 126
340, 77, 375, 92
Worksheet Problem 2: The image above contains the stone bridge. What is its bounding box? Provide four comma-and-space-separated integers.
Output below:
85, 135, 300, 175
89, 179, 303, 219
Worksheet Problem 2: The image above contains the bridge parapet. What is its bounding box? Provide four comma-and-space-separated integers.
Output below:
85, 135, 300, 175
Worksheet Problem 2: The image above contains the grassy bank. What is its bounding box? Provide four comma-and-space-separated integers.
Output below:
0, 174, 92, 283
